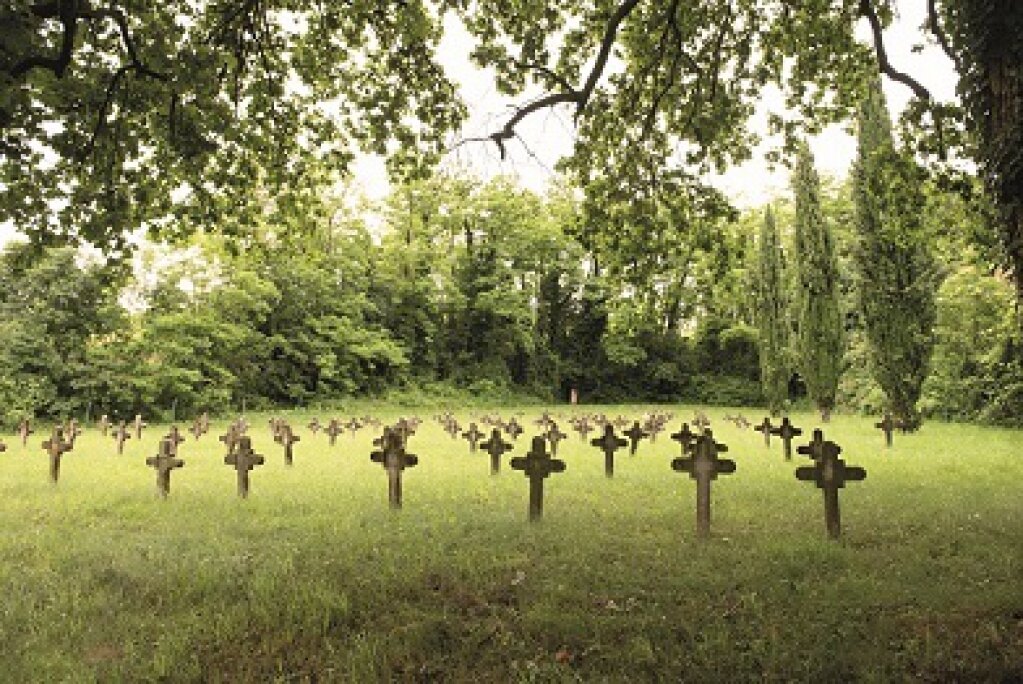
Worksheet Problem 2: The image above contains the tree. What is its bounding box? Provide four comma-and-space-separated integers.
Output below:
792, 144, 844, 420
852, 79, 939, 428
754, 206, 789, 414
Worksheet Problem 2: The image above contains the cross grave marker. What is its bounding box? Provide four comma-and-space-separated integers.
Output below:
112, 421, 131, 455
769, 417, 803, 461
753, 417, 773, 447
462, 422, 484, 453
509, 436, 566, 522
590, 424, 628, 478
280, 425, 300, 466
42, 426, 73, 483
796, 429, 867, 539
146, 438, 185, 498
670, 429, 736, 538
480, 428, 513, 475
224, 436, 265, 498
623, 421, 648, 456
370, 427, 418, 509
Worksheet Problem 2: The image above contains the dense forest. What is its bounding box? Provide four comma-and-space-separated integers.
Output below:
1, 133, 1017, 426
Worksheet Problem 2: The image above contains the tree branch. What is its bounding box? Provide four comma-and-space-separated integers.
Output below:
858, 0, 932, 101
926, 0, 962, 74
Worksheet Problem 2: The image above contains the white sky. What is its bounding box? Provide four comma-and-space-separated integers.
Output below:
352, 0, 959, 208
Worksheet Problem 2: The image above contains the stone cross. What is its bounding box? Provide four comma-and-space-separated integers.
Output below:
42, 426, 73, 483
546, 422, 567, 458
575, 419, 594, 442
190, 417, 204, 440
112, 421, 131, 455
307, 417, 321, 435
480, 428, 513, 475
670, 430, 736, 538
693, 412, 711, 431
504, 418, 523, 440
98, 414, 110, 437
753, 417, 773, 447
769, 417, 803, 460
590, 424, 628, 478
165, 425, 186, 457
510, 436, 566, 522
224, 436, 264, 498
18, 418, 33, 447
874, 413, 906, 448
623, 421, 648, 456
535, 411, 554, 431
64, 418, 82, 448
133, 414, 147, 440
280, 425, 300, 466
219, 425, 240, 457
146, 438, 184, 498
325, 419, 343, 446
461, 422, 484, 453
796, 429, 867, 539
370, 428, 418, 509
670, 423, 697, 456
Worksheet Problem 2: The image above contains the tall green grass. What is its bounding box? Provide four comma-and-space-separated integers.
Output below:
1, 407, 1021, 681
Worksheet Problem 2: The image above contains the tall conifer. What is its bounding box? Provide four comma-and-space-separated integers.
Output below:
852, 79, 938, 428
792, 143, 844, 420
755, 206, 789, 414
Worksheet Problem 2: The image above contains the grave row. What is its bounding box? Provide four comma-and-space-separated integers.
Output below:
12, 411, 881, 540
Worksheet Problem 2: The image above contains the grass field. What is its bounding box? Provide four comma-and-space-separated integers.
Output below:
1, 407, 1021, 682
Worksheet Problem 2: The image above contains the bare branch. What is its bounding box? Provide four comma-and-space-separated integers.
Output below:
858, 0, 932, 101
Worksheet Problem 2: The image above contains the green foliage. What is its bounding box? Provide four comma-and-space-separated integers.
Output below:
792, 144, 844, 418
852, 80, 939, 428
754, 207, 790, 413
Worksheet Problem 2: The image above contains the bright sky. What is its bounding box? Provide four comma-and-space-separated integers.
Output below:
352, 0, 959, 208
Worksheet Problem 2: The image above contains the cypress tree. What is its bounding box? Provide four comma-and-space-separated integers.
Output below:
754, 206, 789, 414
792, 143, 844, 421
852, 79, 938, 429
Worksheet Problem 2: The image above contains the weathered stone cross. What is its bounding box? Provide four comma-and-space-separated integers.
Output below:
874, 413, 906, 448
769, 417, 803, 461
670, 423, 697, 456
42, 426, 73, 483
670, 429, 736, 538
546, 422, 567, 458
510, 436, 566, 522
18, 418, 33, 447
370, 427, 418, 509
224, 436, 264, 498
146, 438, 184, 498
796, 429, 867, 539
280, 424, 300, 466
133, 414, 147, 440
461, 422, 484, 453
165, 425, 186, 457
325, 419, 343, 446
623, 421, 648, 456
112, 421, 131, 455
590, 424, 628, 478
479, 428, 513, 475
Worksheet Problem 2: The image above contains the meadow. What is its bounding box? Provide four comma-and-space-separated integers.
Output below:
1, 407, 1021, 682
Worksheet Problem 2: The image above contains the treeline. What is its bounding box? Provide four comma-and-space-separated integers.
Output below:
0, 169, 1018, 426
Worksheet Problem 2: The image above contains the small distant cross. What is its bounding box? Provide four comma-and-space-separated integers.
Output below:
307, 417, 321, 435
325, 419, 343, 446
165, 425, 186, 457
190, 417, 204, 440
42, 426, 73, 483
224, 436, 265, 498
280, 424, 300, 466
769, 417, 803, 460
753, 417, 773, 447
623, 421, 648, 456
874, 413, 905, 448
671, 430, 736, 538
112, 421, 132, 455
693, 412, 711, 431
18, 418, 33, 447
590, 424, 628, 478
546, 422, 567, 458
510, 436, 566, 522
146, 438, 184, 498
670, 423, 697, 456
480, 428, 513, 475
575, 419, 594, 442
504, 418, 523, 440
97, 414, 110, 437
370, 428, 418, 509
796, 429, 867, 539
133, 414, 147, 441
462, 422, 484, 453
218, 425, 240, 457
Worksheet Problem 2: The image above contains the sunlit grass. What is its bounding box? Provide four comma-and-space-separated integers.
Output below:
1, 406, 1021, 681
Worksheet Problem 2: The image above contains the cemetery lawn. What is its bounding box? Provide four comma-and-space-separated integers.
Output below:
1, 408, 1021, 682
